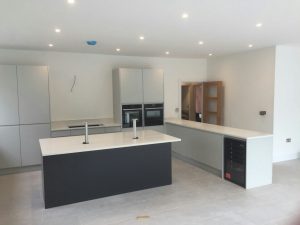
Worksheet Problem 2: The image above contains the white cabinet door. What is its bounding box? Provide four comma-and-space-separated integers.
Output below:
143, 69, 164, 103
20, 124, 50, 166
0, 65, 19, 126
0, 126, 21, 169
18, 66, 50, 124
119, 68, 143, 104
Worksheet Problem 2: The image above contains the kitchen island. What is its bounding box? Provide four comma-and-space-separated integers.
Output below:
39, 130, 180, 208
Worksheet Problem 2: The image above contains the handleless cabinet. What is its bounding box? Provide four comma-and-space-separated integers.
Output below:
118, 68, 143, 104
17, 66, 50, 124
143, 69, 164, 103
0, 64, 50, 170
0, 126, 21, 169
70, 127, 105, 136
51, 130, 71, 138
104, 126, 121, 133
20, 124, 50, 166
0, 65, 19, 126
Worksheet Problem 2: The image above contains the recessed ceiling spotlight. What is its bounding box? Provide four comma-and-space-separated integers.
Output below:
139, 36, 145, 40
55, 28, 61, 33
116, 48, 121, 52
67, 0, 75, 4
182, 13, 189, 19
165, 51, 170, 55
209, 53, 213, 56
198, 41, 204, 45
256, 23, 263, 28
248, 44, 253, 48
48, 44, 54, 47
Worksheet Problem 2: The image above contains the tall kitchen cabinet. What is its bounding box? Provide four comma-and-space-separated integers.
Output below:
118, 68, 144, 104
0, 65, 21, 169
18, 66, 50, 166
143, 69, 164, 103
0, 65, 50, 169
113, 68, 164, 125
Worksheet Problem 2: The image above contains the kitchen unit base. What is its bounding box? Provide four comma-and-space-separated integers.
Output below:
42, 143, 172, 208
166, 119, 273, 189
0, 165, 41, 176
172, 151, 221, 177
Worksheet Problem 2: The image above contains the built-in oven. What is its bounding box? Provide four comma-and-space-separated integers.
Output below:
122, 104, 143, 128
144, 103, 164, 126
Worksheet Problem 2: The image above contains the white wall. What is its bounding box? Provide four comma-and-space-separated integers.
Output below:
0, 49, 206, 121
273, 45, 300, 162
207, 48, 276, 133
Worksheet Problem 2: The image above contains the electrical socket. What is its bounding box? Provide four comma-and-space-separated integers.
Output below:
286, 138, 292, 143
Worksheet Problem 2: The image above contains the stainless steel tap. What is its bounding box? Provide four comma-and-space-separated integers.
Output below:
83, 122, 89, 144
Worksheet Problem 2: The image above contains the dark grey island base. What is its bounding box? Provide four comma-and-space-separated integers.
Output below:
42, 143, 172, 208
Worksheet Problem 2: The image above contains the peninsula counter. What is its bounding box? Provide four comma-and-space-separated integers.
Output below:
165, 119, 273, 189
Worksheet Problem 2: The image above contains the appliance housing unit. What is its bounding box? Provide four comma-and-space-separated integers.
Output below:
112, 68, 164, 128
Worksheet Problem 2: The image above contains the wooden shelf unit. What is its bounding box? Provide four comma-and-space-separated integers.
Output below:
203, 81, 223, 125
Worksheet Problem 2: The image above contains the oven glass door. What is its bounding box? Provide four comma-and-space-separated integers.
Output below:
145, 109, 163, 126
122, 110, 143, 128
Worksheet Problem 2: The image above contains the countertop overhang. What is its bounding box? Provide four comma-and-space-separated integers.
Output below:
40, 130, 181, 156
165, 118, 273, 140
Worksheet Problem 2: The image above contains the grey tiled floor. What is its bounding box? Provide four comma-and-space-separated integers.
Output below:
0, 158, 300, 225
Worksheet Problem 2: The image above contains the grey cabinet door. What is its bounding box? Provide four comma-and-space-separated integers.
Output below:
51, 130, 71, 138
20, 124, 50, 166
104, 126, 121, 133
166, 124, 223, 170
143, 69, 164, 103
119, 69, 143, 104
0, 65, 19, 126
70, 127, 105, 136
0, 126, 21, 169
18, 66, 50, 124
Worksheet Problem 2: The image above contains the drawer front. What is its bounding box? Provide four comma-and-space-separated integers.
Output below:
70, 129, 85, 136
51, 130, 71, 138
58, 127, 120, 136
89, 128, 105, 135
104, 126, 121, 133
70, 128, 105, 136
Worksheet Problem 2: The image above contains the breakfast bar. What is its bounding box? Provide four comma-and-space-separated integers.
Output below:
39, 130, 180, 208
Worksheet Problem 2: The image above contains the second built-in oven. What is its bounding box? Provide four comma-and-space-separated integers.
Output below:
122, 104, 143, 128
144, 103, 164, 126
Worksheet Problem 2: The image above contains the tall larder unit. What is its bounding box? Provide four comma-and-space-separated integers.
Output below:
0, 65, 50, 170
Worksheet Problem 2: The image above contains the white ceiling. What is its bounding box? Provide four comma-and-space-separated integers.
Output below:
1, 0, 300, 58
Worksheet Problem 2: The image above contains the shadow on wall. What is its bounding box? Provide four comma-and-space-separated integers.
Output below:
290, 213, 300, 225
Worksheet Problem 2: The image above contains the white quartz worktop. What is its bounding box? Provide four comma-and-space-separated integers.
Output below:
51, 118, 121, 131
166, 118, 272, 140
40, 130, 181, 156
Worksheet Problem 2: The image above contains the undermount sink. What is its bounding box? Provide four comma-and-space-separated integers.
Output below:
68, 124, 104, 129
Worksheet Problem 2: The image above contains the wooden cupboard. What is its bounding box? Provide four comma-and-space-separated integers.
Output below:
181, 81, 223, 125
